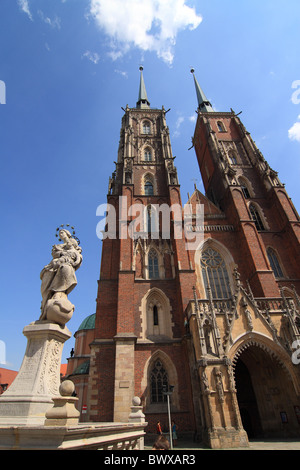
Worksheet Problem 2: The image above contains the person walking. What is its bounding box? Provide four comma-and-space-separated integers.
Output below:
156, 420, 162, 435
171, 421, 178, 446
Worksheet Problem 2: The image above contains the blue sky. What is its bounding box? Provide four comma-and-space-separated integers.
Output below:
1, 0, 300, 370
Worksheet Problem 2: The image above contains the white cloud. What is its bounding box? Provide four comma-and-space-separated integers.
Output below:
173, 115, 185, 137
89, 0, 202, 64
38, 10, 61, 29
18, 0, 33, 21
189, 114, 196, 123
114, 69, 128, 79
82, 50, 100, 64
288, 116, 300, 143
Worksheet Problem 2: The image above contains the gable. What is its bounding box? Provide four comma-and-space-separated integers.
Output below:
225, 291, 276, 354
186, 189, 225, 218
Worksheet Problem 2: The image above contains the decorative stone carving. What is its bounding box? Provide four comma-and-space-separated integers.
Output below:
39, 227, 82, 326
213, 368, 224, 403
166, 159, 178, 185
0, 321, 72, 425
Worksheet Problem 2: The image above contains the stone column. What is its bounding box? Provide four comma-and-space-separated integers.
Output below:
0, 321, 71, 425
113, 333, 137, 423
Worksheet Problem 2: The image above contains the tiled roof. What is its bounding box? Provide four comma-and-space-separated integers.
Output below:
0, 367, 18, 391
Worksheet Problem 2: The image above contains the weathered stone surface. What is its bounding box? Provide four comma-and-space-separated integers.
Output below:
0, 321, 71, 425
45, 380, 80, 427
39, 228, 82, 326
0, 422, 147, 450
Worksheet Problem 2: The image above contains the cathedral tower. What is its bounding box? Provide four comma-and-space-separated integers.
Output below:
68, 68, 300, 449
87, 68, 196, 429
190, 68, 300, 298
183, 69, 300, 447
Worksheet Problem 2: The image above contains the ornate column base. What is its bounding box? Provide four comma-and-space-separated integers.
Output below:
0, 321, 71, 425
205, 427, 249, 449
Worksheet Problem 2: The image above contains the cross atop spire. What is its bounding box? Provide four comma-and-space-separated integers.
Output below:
137, 66, 150, 109
190, 68, 214, 113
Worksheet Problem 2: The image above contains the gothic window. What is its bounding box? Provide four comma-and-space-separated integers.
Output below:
267, 248, 284, 278
153, 305, 159, 325
146, 205, 158, 234
147, 206, 152, 233
217, 121, 225, 132
148, 248, 159, 279
249, 204, 265, 231
142, 121, 151, 135
150, 360, 168, 403
240, 183, 250, 199
144, 147, 152, 161
228, 150, 237, 165
144, 180, 154, 195
201, 248, 231, 299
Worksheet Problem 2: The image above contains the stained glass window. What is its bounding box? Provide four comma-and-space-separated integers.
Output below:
150, 360, 168, 403
144, 180, 154, 195
267, 248, 284, 278
201, 248, 231, 299
148, 249, 159, 279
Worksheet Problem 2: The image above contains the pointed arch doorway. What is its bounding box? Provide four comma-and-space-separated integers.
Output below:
234, 358, 262, 438
234, 344, 300, 439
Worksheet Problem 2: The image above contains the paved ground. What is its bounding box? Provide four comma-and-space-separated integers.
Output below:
144, 436, 300, 451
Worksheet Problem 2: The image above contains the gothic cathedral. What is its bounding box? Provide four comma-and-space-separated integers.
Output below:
66, 68, 300, 448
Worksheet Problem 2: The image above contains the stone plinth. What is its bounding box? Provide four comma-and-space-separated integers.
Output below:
45, 380, 80, 427
128, 396, 146, 449
0, 423, 147, 450
0, 321, 71, 425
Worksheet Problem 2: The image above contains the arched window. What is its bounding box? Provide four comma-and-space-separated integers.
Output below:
217, 121, 225, 132
241, 184, 250, 198
148, 249, 159, 279
144, 147, 152, 161
238, 178, 251, 199
144, 181, 154, 195
267, 248, 284, 278
228, 150, 237, 165
249, 204, 265, 231
146, 205, 158, 234
153, 305, 159, 326
142, 121, 151, 134
147, 206, 152, 233
201, 248, 231, 299
150, 359, 168, 403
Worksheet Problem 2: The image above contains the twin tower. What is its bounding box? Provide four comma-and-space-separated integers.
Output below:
67, 68, 300, 449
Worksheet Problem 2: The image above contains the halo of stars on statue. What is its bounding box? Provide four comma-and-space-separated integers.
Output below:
55, 224, 80, 245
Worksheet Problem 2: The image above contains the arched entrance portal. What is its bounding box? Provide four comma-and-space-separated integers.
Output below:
235, 359, 263, 438
234, 344, 300, 439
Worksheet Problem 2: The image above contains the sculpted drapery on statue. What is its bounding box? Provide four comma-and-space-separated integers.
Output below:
39, 227, 82, 326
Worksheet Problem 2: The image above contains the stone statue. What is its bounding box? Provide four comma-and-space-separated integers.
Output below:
39, 227, 82, 326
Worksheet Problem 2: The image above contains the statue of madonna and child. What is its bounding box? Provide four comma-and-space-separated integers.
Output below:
39, 226, 82, 327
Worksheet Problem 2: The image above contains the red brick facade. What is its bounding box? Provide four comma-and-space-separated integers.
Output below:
67, 71, 300, 448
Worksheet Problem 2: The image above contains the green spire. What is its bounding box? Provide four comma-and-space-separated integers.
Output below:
137, 66, 150, 108
190, 68, 214, 113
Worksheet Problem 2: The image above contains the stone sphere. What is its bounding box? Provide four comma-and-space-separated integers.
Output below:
132, 396, 141, 406
59, 380, 75, 397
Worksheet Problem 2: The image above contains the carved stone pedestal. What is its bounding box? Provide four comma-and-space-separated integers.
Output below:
0, 321, 71, 425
